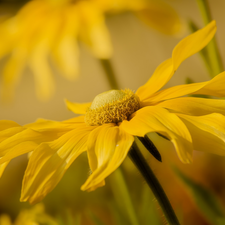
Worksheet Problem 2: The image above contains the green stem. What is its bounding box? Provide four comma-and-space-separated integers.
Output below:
100, 59, 120, 90
129, 141, 180, 225
196, 0, 224, 77
110, 169, 140, 225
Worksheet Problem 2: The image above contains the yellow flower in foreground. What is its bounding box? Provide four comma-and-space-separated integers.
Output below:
0, 204, 58, 225
0, 0, 180, 100
1, 21, 224, 204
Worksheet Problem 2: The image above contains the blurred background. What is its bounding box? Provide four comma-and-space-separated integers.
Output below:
0, 0, 225, 224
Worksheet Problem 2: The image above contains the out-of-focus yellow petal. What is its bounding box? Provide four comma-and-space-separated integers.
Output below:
157, 97, 225, 116
178, 113, 225, 155
1, 49, 27, 99
27, 10, 60, 101
21, 125, 95, 204
120, 106, 193, 163
52, 6, 80, 79
137, 1, 181, 35
136, 20, 216, 101
95, 0, 146, 12
142, 71, 225, 103
81, 124, 133, 191
0, 214, 12, 225
65, 99, 92, 115
29, 44, 55, 101
78, 1, 112, 58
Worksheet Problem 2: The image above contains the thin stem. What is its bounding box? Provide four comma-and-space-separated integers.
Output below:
110, 169, 140, 225
196, 0, 224, 77
100, 59, 120, 90
129, 141, 180, 225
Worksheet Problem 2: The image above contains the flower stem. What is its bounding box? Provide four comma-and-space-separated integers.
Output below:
196, 0, 224, 77
129, 140, 180, 225
110, 169, 140, 225
100, 59, 120, 90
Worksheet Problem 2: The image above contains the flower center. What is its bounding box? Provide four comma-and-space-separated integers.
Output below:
85, 89, 140, 126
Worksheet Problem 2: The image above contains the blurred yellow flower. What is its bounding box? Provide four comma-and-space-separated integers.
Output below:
0, 21, 219, 205
0, 204, 58, 225
0, 0, 181, 100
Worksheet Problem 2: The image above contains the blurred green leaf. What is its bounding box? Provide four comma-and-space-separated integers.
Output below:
87, 211, 106, 225
56, 210, 81, 225
139, 184, 161, 225
174, 167, 225, 225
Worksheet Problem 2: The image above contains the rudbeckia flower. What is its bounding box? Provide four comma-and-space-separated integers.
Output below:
0, 0, 180, 100
0, 21, 224, 204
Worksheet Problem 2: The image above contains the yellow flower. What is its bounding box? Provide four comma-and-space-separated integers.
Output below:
0, 204, 58, 225
1, 21, 223, 204
0, 0, 180, 100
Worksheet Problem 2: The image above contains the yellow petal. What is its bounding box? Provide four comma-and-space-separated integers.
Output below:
1, 49, 27, 100
137, 1, 181, 35
63, 115, 85, 123
25, 118, 82, 140
136, 20, 216, 101
0, 214, 12, 225
142, 71, 225, 103
0, 128, 52, 157
65, 99, 92, 115
52, 7, 80, 80
0, 127, 25, 145
157, 97, 225, 116
81, 124, 134, 191
29, 45, 55, 101
78, 1, 112, 58
193, 71, 225, 96
0, 142, 38, 165
53, 37, 79, 79
0, 161, 10, 178
120, 106, 193, 163
178, 113, 225, 155
0, 120, 20, 132
21, 125, 94, 204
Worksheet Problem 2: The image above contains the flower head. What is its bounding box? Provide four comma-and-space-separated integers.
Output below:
0, 0, 181, 100
0, 21, 224, 204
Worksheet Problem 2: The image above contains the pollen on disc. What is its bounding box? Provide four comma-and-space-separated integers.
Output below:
85, 89, 140, 126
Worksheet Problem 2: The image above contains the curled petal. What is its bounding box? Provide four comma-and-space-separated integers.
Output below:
81, 124, 134, 191
120, 106, 193, 163
178, 113, 225, 155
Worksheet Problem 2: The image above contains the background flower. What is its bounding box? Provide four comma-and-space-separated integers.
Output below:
0, 0, 181, 101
